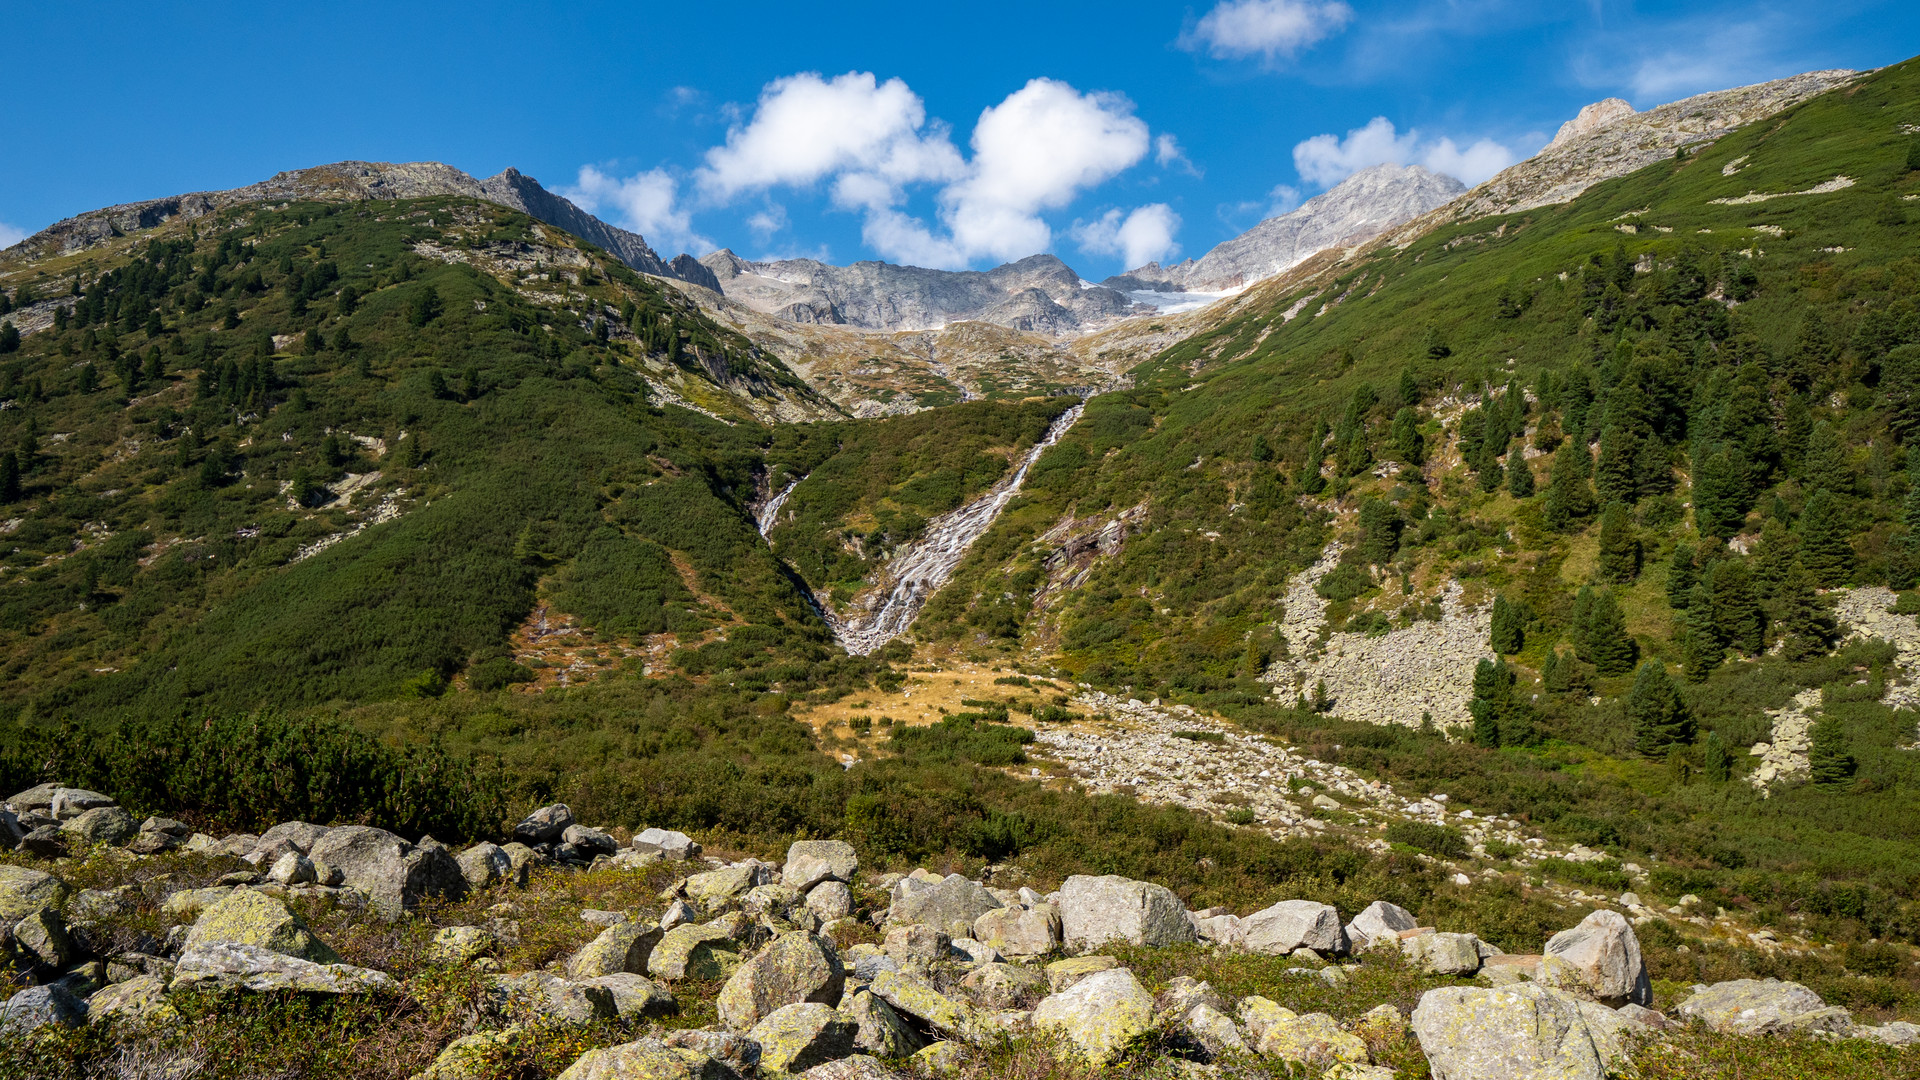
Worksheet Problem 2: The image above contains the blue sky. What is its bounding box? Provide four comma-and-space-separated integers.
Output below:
2, 1, 1915, 276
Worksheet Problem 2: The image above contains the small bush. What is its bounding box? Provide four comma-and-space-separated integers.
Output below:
1383, 821, 1470, 858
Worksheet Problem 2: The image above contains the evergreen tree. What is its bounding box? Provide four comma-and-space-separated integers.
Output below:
1702, 730, 1733, 783
1779, 563, 1840, 660
1801, 420, 1850, 496
1666, 541, 1697, 608
1808, 714, 1855, 789
1505, 439, 1535, 497
1490, 595, 1525, 654
1390, 407, 1423, 465
143, 347, 163, 383
0, 322, 17, 354
1750, 519, 1797, 594
1691, 445, 1750, 539
1595, 424, 1640, 504
1796, 489, 1854, 587
1708, 559, 1765, 655
0, 450, 18, 503
408, 284, 442, 328
1469, 658, 1534, 748
1598, 502, 1640, 583
1340, 426, 1372, 477
1357, 498, 1402, 565
1628, 661, 1694, 755
1398, 367, 1421, 406
1683, 583, 1725, 683
1577, 587, 1638, 676
1544, 440, 1596, 532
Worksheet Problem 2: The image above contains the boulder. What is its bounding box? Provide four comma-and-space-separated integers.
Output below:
649, 921, 747, 981
161, 886, 235, 918
410, 1027, 521, 1080
567, 918, 664, 980
806, 881, 853, 922
1345, 900, 1418, 951
1412, 983, 1625, 1080
684, 865, 775, 910
67, 886, 138, 926
718, 931, 846, 1031
171, 942, 397, 995
4, 783, 62, 814
431, 925, 497, 966
784, 840, 859, 891
1031, 967, 1155, 1067
1861, 1021, 1920, 1046
1403, 931, 1485, 976
910, 1041, 964, 1074
555, 1038, 730, 1080
1058, 875, 1194, 951
634, 828, 701, 860
971, 904, 1060, 957
86, 975, 180, 1027
888, 874, 1001, 934
957, 962, 1045, 1011
484, 971, 616, 1025
267, 852, 317, 886
1184, 1002, 1249, 1058
581, 973, 678, 1019
1674, 978, 1851, 1035
563, 824, 620, 857
183, 889, 340, 963
1194, 913, 1245, 946
12, 908, 74, 969
1540, 910, 1651, 1006
457, 842, 514, 889
19, 825, 65, 859
0, 863, 68, 924
1156, 976, 1228, 1021
512, 804, 574, 845
1044, 954, 1120, 993
797, 1055, 902, 1080
1240, 900, 1346, 955
882, 923, 951, 963
663, 1030, 762, 1075
308, 825, 467, 918
60, 805, 136, 846
843, 987, 924, 1057
870, 968, 977, 1040
0, 983, 86, 1035
1251, 1011, 1369, 1067
49, 787, 116, 820
747, 1002, 858, 1076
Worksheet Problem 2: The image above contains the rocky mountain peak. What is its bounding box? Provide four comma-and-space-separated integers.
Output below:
1549, 98, 1637, 149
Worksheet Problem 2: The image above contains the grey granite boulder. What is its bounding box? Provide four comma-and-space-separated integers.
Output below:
1540, 910, 1651, 1006
1240, 899, 1346, 955
784, 840, 858, 892
307, 825, 466, 918
1058, 875, 1194, 951
1412, 983, 1626, 1080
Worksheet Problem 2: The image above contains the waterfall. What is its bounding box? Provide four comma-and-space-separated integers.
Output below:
757, 478, 800, 539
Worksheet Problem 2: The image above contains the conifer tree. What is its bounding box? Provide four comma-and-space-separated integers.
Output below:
1779, 562, 1840, 660
1358, 498, 1402, 565
1796, 489, 1854, 587
1490, 595, 1525, 654
1691, 445, 1750, 539
1666, 541, 1697, 608
1541, 648, 1566, 692
1801, 420, 1850, 496
1391, 407, 1423, 465
1808, 714, 1855, 789
1628, 661, 1694, 755
1505, 438, 1535, 497
1595, 424, 1640, 505
1683, 584, 1724, 683
1544, 440, 1596, 532
1598, 502, 1640, 583
1708, 559, 1765, 655
1750, 519, 1797, 594
1398, 367, 1421, 406
1469, 658, 1533, 748
1702, 730, 1733, 782
1577, 587, 1637, 676
0, 450, 18, 503
1340, 426, 1372, 477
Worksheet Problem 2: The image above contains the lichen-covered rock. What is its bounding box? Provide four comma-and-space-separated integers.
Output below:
718, 931, 845, 1031
581, 973, 678, 1019
910, 1041, 964, 1075
555, 1038, 730, 1080
1402, 931, 1484, 975
457, 842, 514, 889
171, 942, 397, 995
0, 983, 86, 1035
1345, 900, 1418, 951
870, 968, 977, 1041
843, 987, 924, 1058
649, 921, 747, 981
567, 918, 664, 980
1674, 978, 1850, 1034
889, 873, 1002, 935
663, 1029, 762, 1075
408, 1027, 521, 1080
1540, 910, 1651, 1006
60, 805, 136, 846
796, 1055, 903, 1080
1032, 967, 1155, 1067
1156, 976, 1228, 1021
806, 881, 853, 922
0, 863, 67, 925
881, 923, 950, 963
971, 904, 1060, 957
12, 908, 73, 969
747, 1002, 858, 1076
161, 886, 234, 918
431, 925, 497, 966
784, 840, 859, 892
1044, 954, 1120, 993
1184, 1002, 1249, 1058
958, 962, 1046, 1011
483, 972, 616, 1025
1236, 996, 1297, 1045
1253, 1011, 1369, 1067
1411, 983, 1621, 1080
1058, 875, 1194, 951
1240, 899, 1346, 955
634, 828, 701, 861
184, 889, 340, 963
307, 825, 466, 918
86, 975, 180, 1028
684, 865, 774, 910
266, 852, 317, 886
49, 787, 116, 820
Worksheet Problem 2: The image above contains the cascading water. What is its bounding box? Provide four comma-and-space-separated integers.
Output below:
756, 478, 800, 539
825, 403, 1084, 655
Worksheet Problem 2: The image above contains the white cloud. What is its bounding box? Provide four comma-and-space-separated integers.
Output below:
1292, 116, 1515, 188
1183, 0, 1354, 62
1155, 133, 1200, 176
689, 72, 1157, 269
560, 166, 712, 256
1266, 184, 1303, 216
0, 222, 27, 249
1072, 204, 1182, 270
746, 204, 788, 239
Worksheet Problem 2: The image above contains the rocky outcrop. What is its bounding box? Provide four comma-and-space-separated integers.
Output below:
1058, 874, 1195, 950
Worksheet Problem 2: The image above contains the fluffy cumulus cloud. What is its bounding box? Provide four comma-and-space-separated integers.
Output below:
693, 71, 1162, 269
0, 222, 27, 249
1183, 0, 1354, 62
1072, 204, 1181, 270
559, 166, 711, 256
1292, 117, 1515, 188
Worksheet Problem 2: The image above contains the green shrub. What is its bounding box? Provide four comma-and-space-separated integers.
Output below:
1383, 821, 1469, 858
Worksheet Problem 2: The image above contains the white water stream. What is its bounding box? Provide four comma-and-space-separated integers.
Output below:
756, 478, 800, 538
824, 403, 1084, 655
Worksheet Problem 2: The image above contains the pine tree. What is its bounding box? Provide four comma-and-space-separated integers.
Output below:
1541, 648, 1567, 692
1628, 661, 1694, 755
0, 450, 18, 503
1469, 658, 1534, 748
1702, 730, 1733, 782
1577, 587, 1638, 676
1708, 559, 1765, 656
1544, 440, 1596, 532
0, 322, 17, 354
1797, 489, 1854, 587
408, 285, 442, 328
1598, 502, 1640, 583
1490, 595, 1525, 654
1666, 541, 1697, 608
1398, 367, 1421, 406
1691, 445, 1750, 539
1683, 584, 1725, 683
1801, 420, 1850, 496
1808, 714, 1855, 789
1779, 562, 1840, 660
1391, 407, 1423, 465
1505, 439, 1535, 497
1358, 498, 1402, 565
1595, 424, 1640, 505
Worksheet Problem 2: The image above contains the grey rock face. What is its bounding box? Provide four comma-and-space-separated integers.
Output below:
1674, 978, 1847, 1035
971, 904, 1060, 957
1114, 164, 1465, 295
889, 873, 1002, 933
805, 881, 854, 922
1540, 909, 1651, 1006
0, 864, 68, 925
1058, 874, 1195, 951
171, 942, 397, 995
580, 973, 678, 1020
1411, 983, 1621, 1080
1239, 899, 1346, 955
566, 918, 664, 980
746, 1002, 859, 1076
634, 828, 702, 860
1345, 900, 1418, 950
1031, 967, 1157, 1067
716, 931, 845, 1032
1402, 931, 1484, 975
0, 983, 86, 1035
61, 805, 136, 845
49, 787, 117, 820
306, 825, 466, 917
784, 840, 859, 892
843, 988, 925, 1058
513, 804, 575, 845
457, 842, 514, 889
485, 971, 617, 1025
